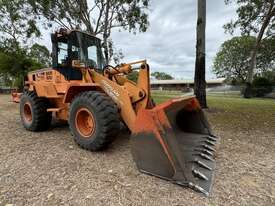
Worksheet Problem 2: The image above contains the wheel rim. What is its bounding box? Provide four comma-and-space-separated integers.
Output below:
75, 108, 96, 138
23, 102, 32, 123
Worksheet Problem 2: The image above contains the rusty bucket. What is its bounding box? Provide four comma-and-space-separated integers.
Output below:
131, 96, 218, 196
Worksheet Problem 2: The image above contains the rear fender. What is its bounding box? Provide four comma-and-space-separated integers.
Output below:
63, 84, 102, 103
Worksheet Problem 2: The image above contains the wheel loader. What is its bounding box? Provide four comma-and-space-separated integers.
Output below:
17, 28, 218, 196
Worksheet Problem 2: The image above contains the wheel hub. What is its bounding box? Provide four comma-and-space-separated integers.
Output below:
75, 108, 96, 138
23, 102, 32, 123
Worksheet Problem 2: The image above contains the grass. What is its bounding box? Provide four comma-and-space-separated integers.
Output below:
151, 90, 183, 104
152, 91, 275, 133
2, 92, 275, 133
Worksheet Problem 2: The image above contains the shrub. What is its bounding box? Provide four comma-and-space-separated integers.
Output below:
252, 77, 273, 97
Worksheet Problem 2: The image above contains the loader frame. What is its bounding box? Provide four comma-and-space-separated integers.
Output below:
24, 60, 151, 131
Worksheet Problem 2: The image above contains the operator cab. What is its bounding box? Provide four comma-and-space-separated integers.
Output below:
51, 29, 105, 80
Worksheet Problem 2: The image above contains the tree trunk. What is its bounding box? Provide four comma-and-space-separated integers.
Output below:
79, 0, 94, 34
244, 3, 275, 98
194, 0, 207, 108
103, 0, 110, 63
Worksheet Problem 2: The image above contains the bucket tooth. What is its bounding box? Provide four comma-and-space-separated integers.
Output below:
202, 144, 215, 152
195, 149, 214, 156
202, 149, 214, 157
131, 96, 218, 196
194, 160, 212, 171
188, 183, 209, 196
192, 169, 208, 181
210, 134, 219, 139
205, 140, 216, 146
199, 153, 214, 162
207, 136, 217, 142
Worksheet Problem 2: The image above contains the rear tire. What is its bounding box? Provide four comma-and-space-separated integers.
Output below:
69, 91, 120, 151
20, 91, 52, 131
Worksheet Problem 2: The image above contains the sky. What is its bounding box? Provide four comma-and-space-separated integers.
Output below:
39, 0, 238, 80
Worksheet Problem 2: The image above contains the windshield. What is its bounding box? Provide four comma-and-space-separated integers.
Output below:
69, 31, 105, 69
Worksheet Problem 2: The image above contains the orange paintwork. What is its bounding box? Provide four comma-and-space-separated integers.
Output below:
75, 108, 96, 138
16, 55, 201, 138
88, 61, 151, 131
11, 92, 22, 103
22, 60, 152, 131
23, 102, 32, 123
132, 96, 200, 175
133, 107, 177, 172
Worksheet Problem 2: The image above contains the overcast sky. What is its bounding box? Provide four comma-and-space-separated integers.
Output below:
40, 0, 238, 80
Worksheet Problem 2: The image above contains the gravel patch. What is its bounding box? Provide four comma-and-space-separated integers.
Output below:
0, 94, 274, 206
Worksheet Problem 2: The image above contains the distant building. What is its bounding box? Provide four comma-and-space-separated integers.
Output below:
0, 76, 12, 93
150, 78, 226, 91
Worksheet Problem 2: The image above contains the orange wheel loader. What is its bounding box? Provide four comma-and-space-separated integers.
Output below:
17, 29, 218, 196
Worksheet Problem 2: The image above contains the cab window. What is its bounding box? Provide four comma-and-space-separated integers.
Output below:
58, 42, 68, 65
87, 46, 98, 68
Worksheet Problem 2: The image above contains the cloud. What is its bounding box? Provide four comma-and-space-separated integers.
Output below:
38, 0, 238, 80
111, 0, 238, 79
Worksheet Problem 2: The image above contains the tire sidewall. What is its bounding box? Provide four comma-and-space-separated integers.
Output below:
69, 98, 101, 146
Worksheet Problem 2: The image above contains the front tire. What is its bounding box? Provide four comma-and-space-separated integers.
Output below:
20, 91, 52, 131
69, 91, 120, 151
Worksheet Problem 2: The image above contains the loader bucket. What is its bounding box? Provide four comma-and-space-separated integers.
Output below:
131, 96, 218, 196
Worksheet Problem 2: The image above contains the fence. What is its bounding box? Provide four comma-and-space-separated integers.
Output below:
152, 84, 275, 99
0, 87, 14, 94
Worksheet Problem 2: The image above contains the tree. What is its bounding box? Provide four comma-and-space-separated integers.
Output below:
0, 42, 49, 82
0, 0, 49, 88
0, 46, 43, 88
29, 43, 51, 67
262, 71, 275, 85
151, 72, 174, 80
224, 0, 275, 97
27, 0, 150, 63
213, 36, 275, 83
257, 37, 275, 73
127, 71, 139, 82
252, 76, 273, 97
0, 0, 40, 46
112, 47, 124, 65
130, 71, 173, 83
194, 0, 207, 108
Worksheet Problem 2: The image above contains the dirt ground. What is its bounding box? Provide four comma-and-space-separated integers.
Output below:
0, 94, 274, 206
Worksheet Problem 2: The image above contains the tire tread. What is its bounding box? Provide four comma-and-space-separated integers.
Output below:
69, 91, 120, 151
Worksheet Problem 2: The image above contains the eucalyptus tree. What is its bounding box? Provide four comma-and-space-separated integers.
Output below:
28, 0, 150, 63
224, 0, 275, 97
